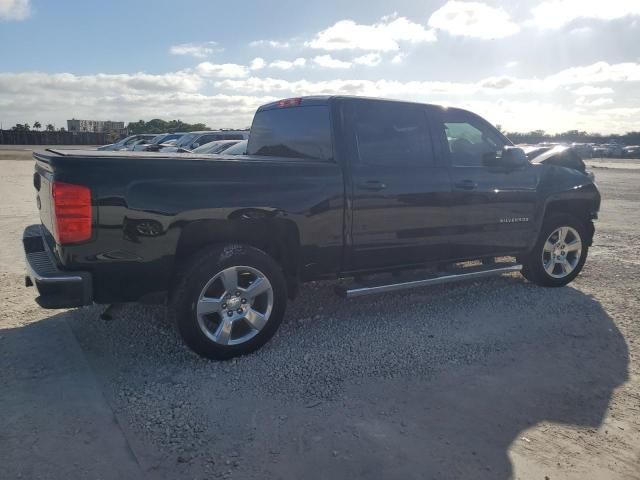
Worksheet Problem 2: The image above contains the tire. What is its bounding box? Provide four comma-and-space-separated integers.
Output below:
520, 214, 589, 287
170, 244, 287, 360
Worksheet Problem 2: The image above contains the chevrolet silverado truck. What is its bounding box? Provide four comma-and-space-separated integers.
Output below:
23, 96, 600, 359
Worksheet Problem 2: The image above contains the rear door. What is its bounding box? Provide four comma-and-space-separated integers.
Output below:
430, 108, 539, 259
345, 99, 452, 271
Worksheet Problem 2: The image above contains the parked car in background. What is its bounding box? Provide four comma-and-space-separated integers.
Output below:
594, 143, 624, 158
187, 140, 241, 154
161, 130, 249, 152
220, 139, 247, 155
97, 134, 156, 151
592, 144, 608, 157
622, 145, 640, 158
129, 133, 186, 151
571, 143, 593, 159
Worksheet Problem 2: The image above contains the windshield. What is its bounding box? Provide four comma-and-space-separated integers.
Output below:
175, 133, 199, 147
193, 141, 239, 154
222, 140, 248, 155
115, 135, 137, 146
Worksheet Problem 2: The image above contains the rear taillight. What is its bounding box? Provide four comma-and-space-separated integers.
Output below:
52, 181, 92, 244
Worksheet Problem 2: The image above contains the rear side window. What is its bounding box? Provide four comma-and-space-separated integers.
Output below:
352, 102, 433, 166
248, 106, 333, 161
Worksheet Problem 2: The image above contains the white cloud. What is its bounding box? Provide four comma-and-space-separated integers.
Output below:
572, 85, 614, 95
313, 55, 352, 69
531, 0, 640, 29
545, 61, 640, 86
215, 61, 640, 132
249, 40, 290, 48
217, 77, 476, 97
269, 58, 307, 70
195, 62, 249, 78
354, 53, 382, 67
0, 71, 273, 128
0, 0, 30, 20
505, 61, 518, 68
428, 1, 520, 39
169, 42, 220, 58
306, 16, 436, 52
569, 26, 593, 35
250, 58, 266, 70
0, 71, 204, 94
576, 96, 614, 107
2, 60, 638, 134
216, 61, 640, 98
391, 53, 408, 65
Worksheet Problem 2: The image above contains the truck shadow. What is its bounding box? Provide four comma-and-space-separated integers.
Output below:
6, 276, 629, 480
263, 279, 629, 480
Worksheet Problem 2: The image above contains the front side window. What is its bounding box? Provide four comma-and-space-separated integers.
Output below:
441, 111, 507, 166
248, 106, 332, 161
352, 102, 433, 166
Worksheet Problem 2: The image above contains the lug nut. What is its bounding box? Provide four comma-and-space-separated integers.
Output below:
235, 291, 241, 297
222, 303, 227, 309
241, 298, 247, 304
237, 308, 243, 314
227, 311, 233, 317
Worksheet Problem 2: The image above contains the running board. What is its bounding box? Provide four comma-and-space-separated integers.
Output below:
336, 263, 522, 298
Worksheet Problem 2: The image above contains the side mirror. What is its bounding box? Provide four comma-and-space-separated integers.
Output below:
191, 143, 200, 149
483, 147, 528, 168
501, 146, 528, 167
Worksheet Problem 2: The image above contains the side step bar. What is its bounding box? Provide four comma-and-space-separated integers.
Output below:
337, 263, 522, 298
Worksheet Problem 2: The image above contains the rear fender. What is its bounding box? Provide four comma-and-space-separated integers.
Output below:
174, 212, 301, 298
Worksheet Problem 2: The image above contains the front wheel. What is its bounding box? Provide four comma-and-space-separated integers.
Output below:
170, 245, 287, 360
520, 215, 589, 287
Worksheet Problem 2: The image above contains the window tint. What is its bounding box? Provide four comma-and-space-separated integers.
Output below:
353, 102, 433, 166
442, 111, 507, 166
248, 106, 332, 161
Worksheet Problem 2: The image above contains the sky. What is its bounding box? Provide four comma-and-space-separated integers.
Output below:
1, 0, 639, 133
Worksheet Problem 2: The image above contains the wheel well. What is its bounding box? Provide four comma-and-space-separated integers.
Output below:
172, 219, 301, 298
544, 199, 595, 245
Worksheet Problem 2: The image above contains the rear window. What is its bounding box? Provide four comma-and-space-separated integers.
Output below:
352, 101, 433, 166
248, 106, 333, 161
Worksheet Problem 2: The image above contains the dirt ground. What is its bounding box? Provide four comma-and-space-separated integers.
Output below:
0, 150, 638, 479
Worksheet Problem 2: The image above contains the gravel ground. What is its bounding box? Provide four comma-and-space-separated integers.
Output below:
1, 155, 639, 479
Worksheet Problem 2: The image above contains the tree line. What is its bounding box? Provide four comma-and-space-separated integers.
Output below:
498, 127, 640, 145
126, 119, 211, 134
9, 122, 63, 132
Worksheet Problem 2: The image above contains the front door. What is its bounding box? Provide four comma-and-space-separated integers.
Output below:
345, 99, 452, 272
430, 108, 539, 259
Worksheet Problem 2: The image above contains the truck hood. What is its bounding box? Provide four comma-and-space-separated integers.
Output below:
530, 145, 586, 173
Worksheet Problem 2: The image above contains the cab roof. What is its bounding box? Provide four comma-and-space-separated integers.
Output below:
256, 95, 462, 114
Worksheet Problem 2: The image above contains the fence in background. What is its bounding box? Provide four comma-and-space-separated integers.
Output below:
0, 130, 109, 145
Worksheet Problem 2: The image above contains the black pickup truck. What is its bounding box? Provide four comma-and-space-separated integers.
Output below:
24, 96, 600, 359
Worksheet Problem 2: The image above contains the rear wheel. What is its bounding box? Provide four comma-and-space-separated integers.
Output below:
520, 214, 589, 287
170, 245, 287, 360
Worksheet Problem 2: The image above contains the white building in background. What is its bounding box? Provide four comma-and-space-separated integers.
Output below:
67, 119, 126, 133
